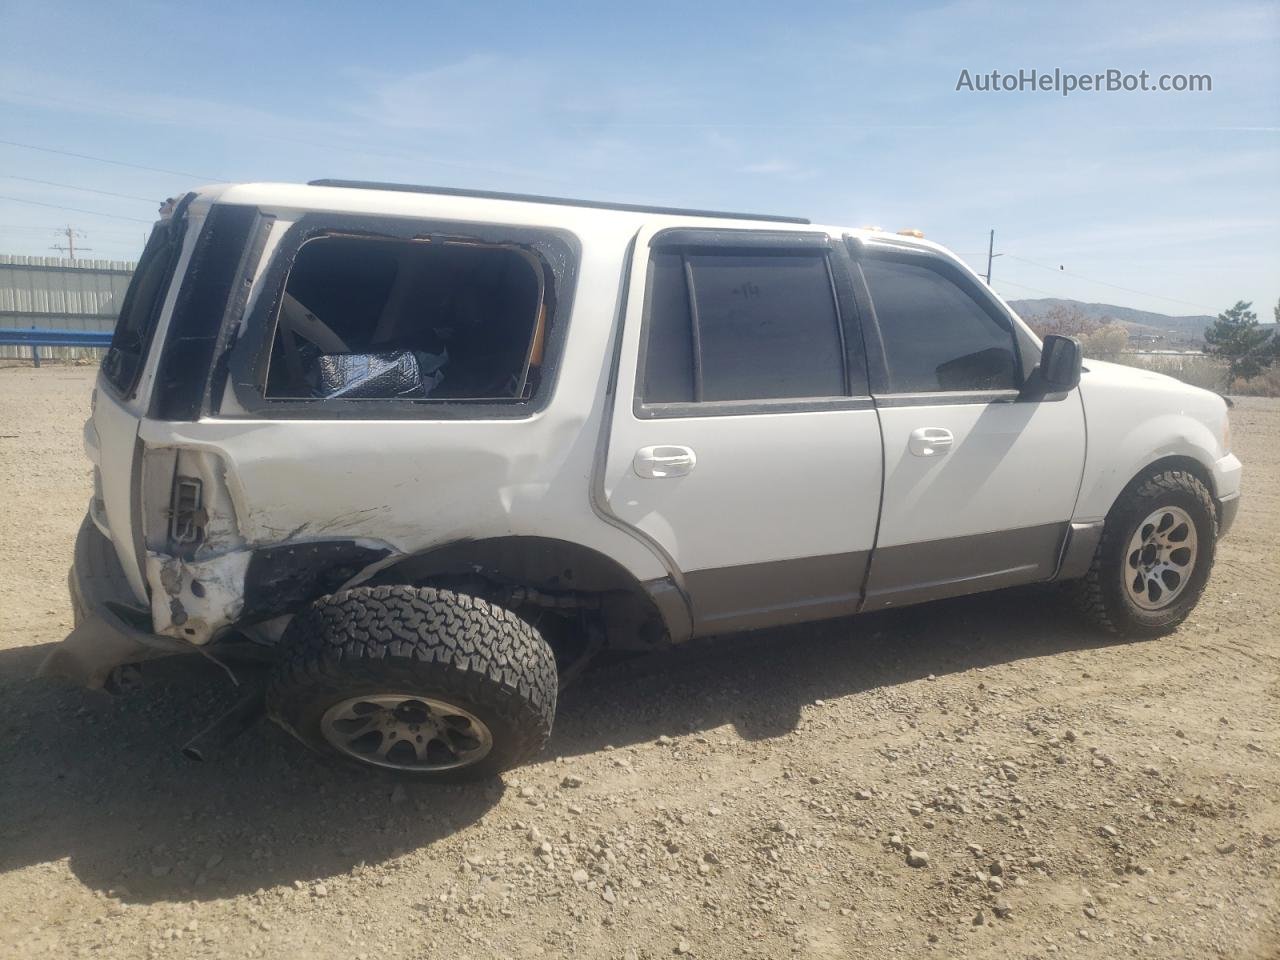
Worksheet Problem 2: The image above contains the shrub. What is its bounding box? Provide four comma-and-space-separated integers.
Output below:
1113, 352, 1280, 397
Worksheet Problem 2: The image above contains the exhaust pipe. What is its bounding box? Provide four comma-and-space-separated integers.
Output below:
181, 686, 266, 762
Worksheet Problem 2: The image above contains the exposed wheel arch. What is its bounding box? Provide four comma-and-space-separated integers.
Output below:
365, 535, 682, 650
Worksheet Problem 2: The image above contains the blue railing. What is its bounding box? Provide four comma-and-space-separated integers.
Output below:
0, 328, 112, 367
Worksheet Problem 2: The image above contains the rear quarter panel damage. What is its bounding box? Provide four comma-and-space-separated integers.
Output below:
147, 549, 252, 644
131, 223, 673, 646
138, 441, 400, 644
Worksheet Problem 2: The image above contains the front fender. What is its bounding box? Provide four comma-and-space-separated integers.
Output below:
1076, 413, 1221, 521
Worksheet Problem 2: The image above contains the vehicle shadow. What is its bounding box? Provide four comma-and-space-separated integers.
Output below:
0, 648, 503, 905
0, 585, 1132, 904
552, 584, 1136, 753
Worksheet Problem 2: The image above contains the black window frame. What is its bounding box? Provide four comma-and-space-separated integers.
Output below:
634, 228, 872, 420
846, 237, 1032, 405
221, 213, 580, 420
149, 203, 269, 421
100, 194, 194, 400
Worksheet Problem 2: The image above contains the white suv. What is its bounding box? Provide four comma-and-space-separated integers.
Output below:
44, 180, 1242, 780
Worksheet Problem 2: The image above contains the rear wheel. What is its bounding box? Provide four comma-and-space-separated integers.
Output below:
267, 585, 557, 780
1074, 468, 1217, 637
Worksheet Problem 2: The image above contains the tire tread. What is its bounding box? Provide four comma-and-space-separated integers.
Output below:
1073, 468, 1216, 636
267, 585, 556, 778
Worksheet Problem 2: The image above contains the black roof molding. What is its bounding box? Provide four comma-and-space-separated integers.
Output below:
306, 180, 809, 225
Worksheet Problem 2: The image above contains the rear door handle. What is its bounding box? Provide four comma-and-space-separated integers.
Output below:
634, 445, 697, 478
909, 427, 953, 457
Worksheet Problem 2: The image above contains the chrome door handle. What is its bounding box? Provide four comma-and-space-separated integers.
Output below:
909, 427, 953, 457
634, 445, 697, 478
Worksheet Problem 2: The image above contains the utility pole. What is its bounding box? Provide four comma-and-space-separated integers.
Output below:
984, 229, 1003, 285
50, 225, 91, 260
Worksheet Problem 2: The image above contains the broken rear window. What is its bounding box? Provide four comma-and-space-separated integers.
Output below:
264, 235, 546, 402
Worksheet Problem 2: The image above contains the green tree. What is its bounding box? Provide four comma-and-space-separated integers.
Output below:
1204, 301, 1277, 381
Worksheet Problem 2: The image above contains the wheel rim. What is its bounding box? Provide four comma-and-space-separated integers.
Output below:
1123, 505, 1199, 611
320, 694, 493, 772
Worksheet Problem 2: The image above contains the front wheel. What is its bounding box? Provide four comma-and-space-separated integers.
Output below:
267, 585, 557, 781
1074, 468, 1217, 637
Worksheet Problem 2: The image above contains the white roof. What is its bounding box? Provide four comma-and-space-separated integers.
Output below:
187, 180, 944, 255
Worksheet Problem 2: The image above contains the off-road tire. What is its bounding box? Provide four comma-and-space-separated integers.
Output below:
1073, 468, 1217, 637
267, 585, 557, 780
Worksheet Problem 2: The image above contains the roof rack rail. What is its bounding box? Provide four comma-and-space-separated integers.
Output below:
306, 180, 810, 225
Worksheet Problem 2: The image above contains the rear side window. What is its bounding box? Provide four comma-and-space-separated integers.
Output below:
102, 217, 187, 396
641, 249, 849, 406
861, 256, 1018, 393
264, 235, 545, 402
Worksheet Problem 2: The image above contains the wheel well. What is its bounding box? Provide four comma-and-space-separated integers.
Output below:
1125, 455, 1216, 505
366, 536, 673, 652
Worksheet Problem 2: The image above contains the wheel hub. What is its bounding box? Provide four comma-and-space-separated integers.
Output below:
320, 694, 493, 772
1123, 506, 1198, 611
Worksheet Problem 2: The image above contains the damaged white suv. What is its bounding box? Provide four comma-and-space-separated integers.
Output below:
45, 180, 1242, 780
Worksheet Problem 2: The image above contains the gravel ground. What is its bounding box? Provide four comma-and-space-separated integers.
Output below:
0, 364, 1277, 960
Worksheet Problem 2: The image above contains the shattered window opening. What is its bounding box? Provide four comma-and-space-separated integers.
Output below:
264, 234, 546, 402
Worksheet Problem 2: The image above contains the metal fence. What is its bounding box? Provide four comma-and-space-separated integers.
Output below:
0, 254, 135, 362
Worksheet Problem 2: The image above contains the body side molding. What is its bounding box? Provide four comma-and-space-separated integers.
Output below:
862, 523, 1068, 610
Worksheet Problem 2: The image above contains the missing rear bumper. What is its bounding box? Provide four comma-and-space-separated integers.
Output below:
39, 516, 192, 689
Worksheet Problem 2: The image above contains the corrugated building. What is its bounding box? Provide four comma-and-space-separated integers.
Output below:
0, 254, 136, 360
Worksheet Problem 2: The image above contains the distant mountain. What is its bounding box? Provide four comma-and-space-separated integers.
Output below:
1007, 298, 1214, 345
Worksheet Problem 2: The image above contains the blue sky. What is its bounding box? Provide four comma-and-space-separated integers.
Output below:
1, 0, 1276, 319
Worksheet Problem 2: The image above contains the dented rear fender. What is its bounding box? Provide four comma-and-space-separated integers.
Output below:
139, 444, 397, 644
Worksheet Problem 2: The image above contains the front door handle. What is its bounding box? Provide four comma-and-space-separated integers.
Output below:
909, 427, 954, 457
634, 445, 697, 479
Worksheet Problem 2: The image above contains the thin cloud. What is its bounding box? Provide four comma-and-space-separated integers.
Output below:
1087, 3, 1279, 51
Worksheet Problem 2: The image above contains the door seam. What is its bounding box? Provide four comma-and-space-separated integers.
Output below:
855, 397, 888, 613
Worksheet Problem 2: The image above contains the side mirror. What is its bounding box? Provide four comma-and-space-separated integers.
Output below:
1039, 334, 1082, 391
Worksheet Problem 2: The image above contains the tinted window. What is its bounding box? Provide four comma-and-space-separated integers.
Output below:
642, 250, 847, 405
102, 218, 186, 395
641, 253, 696, 403
862, 257, 1018, 393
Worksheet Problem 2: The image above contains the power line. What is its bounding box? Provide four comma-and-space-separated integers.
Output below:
1, 175, 158, 203
0, 223, 143, 240
0, 138, 224, 182
0, 193, 153, 223
0, 224, 81, 235
1001, 253, 1215, 312
993, 277, 1065, 298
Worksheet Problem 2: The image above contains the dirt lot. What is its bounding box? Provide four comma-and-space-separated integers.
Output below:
0, 365, 1276, 960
